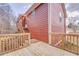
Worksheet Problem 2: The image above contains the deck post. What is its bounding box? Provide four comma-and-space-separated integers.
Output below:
28, 33, 31, 45
48, 3, 52, 44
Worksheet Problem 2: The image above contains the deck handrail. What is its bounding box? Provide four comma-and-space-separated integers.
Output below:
0, 33, 31, 55
50, 32, 79, 55
50, 32, 79, 35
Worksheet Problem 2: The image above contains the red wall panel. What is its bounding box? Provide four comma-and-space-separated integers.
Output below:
27, 4, 48, 42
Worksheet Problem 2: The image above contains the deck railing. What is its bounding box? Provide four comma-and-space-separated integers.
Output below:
0, 33, 31, 55
51, 33, 79, 55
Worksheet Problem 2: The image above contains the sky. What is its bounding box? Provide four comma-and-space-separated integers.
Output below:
65, 3, 79, 17
9, 3, 79, 17
65, 3, 79, 26
9, 3, 32, 17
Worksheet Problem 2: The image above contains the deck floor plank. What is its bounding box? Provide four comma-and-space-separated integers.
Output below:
2, 40, 76, 56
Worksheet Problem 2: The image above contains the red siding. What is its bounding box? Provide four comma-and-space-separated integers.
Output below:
27, 4, 48, 42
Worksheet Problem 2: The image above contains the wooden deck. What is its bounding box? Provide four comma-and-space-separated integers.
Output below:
2, 39, 76, 56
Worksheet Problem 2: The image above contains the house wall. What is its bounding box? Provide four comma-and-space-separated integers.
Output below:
26, 4, 48, 42
49, 3, 66, 45
17, 3, 66, 44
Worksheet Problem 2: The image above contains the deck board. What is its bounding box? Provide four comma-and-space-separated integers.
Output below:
3, 41, 76, 56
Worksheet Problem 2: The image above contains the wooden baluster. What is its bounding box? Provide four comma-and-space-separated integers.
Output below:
18, 35, 20, 48
11, 36, 12, 50
7, 36, 9, 52
15, 35, 18, 48
23, 35, 24, 46
13, 36, 16, 49
22, 34, 24, 45
12, 35, 14, 50
5, 36, 7, 51
8, 36, 11, 51
20, 35, 22, 47
18, 35, 19, 47
51, 34, 53, 45
16, 35, 18, 49
17, 35, 19, 49
21, 35, 23, 47
16, 36, 18, 49
10, 35, 12, 50
8, 35, 9, 50
77, 35, 78, 55
14, 36, 16, 49
28, 33, 31, 45
69, 35, 71, 50
19, 35, 21, 48
61, 34, 65, 49
26, 34, 28, 44
8, 36, 10, 50
63, 34, 66, 49
22, 34, 25, 46
77, 36, 79, 55
22, 35, 25, 46
14, 35, 16, 49
71, 35, 74, 53
4, 37, 6, 52
1, 40, 3, 53
17, 35, 19, 48
67, 35, 70, 50
66, 35, 68, 50
20, 35, 23, 47
0, 39, 1, 53
1, 37, 3, 53
2, 39, 5, 53
12, 36, 14, 50
24, 35, 28, 46
4, 36, 7, 52
17, 36, 19, 48
71, 35, 73, 52
23, 34, 26, 46
74, 35, 76, 53
13, 35, 15, 49
8, 37, 9, 51
64, 34, 66, 49
69, 35, 72, 51
74, 36, 77, 54
72, 35, 74, 53
68, 35, 70, 50
75, 35, 78, 54
6, 36, 9, 51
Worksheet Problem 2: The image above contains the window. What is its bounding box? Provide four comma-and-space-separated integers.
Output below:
59, 12, 62, 22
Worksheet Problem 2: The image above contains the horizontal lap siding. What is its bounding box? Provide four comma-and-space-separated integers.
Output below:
51, 4, 65, 33
50, 3, 65, 45
27, 4, 48, 43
